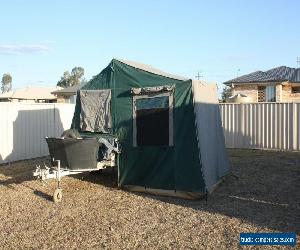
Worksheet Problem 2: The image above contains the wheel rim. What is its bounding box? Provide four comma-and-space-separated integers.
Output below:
54, 189, 62, 202
57, 192, 62, 200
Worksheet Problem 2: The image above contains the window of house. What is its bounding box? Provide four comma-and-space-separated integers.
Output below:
265, 85, 276, 102
292, 86, 300, 94
133, 91, 174, 147
258, 85, 276, 102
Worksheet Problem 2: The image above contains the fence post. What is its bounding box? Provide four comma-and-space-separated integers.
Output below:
293, 102, 297, 150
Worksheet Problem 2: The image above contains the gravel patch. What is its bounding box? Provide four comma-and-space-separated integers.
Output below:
0, 149, 299, 249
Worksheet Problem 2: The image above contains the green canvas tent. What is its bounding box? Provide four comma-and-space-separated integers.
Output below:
71, 59, 230, 199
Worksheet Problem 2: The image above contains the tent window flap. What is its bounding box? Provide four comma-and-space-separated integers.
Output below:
80, 89, 112, 133
133, 89, 174, 147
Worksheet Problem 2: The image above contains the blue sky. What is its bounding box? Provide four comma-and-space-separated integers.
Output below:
0, 0, 299, 92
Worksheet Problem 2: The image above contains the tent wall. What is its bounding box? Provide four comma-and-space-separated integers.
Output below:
192, 81, 230, 192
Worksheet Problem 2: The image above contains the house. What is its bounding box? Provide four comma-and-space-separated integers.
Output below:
51, 84, 83, 103
0, 85, 60, 103
223, 66, 300, 102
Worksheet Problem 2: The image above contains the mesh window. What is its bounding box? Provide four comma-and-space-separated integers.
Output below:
258, 86, 266, 102
136, 96, 169, 146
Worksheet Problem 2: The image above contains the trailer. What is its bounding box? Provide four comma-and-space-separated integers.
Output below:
34, 136, 120, 202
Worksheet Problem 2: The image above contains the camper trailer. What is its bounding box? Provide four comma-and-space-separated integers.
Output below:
35, 59, 230, 201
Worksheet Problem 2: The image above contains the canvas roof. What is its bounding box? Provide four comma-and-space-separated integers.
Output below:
0, 85, 60, 100
116, 59, 188, 81
224, 66, 300, 85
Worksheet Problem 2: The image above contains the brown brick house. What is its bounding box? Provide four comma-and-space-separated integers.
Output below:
223, 66, 300, 102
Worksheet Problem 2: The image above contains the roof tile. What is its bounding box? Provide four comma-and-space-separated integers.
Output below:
224, 66, 300, 84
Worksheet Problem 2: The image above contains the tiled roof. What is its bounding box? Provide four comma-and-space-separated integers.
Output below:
51, 83, 84, 95
224, 66, 300, 85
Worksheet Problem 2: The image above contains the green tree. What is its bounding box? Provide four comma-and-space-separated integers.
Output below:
70, 67, 84, 86
220, 86, 232, 103
57, 71, 71, 88
57, 67, 85, 88
1, 73, 12, 93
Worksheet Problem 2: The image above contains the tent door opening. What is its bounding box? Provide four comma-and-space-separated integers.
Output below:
132, 91, 174, 147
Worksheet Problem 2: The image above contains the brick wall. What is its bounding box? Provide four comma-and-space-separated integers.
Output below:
232, 85, 258, 102
56, 96, 67, 103
282, 84, 300, 102
232, 83, 300, 102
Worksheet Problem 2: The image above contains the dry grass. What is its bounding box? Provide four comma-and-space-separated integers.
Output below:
0, 149, 299, 249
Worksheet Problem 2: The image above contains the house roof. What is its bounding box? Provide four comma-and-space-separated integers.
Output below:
116, 59, 188, 81
0, 91, 14, 98
51, 83, 84, 95
224, 66, 300, 85
0, 85, 60, 100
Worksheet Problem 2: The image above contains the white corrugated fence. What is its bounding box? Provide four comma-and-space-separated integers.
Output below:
0, 103, 75, 164
219, 103, 300, 151
1, 102, 299, 164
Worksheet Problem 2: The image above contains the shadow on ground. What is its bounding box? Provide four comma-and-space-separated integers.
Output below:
1, 149, 299, 234
68, 149, 300, 233
129, 149, 300, 233
71, 168, 118, 189
32, 189, 53, 201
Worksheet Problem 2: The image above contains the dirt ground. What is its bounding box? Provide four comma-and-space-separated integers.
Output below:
0, 149, 299, 249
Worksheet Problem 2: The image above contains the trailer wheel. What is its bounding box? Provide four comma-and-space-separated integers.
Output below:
53, 188, 63, 203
